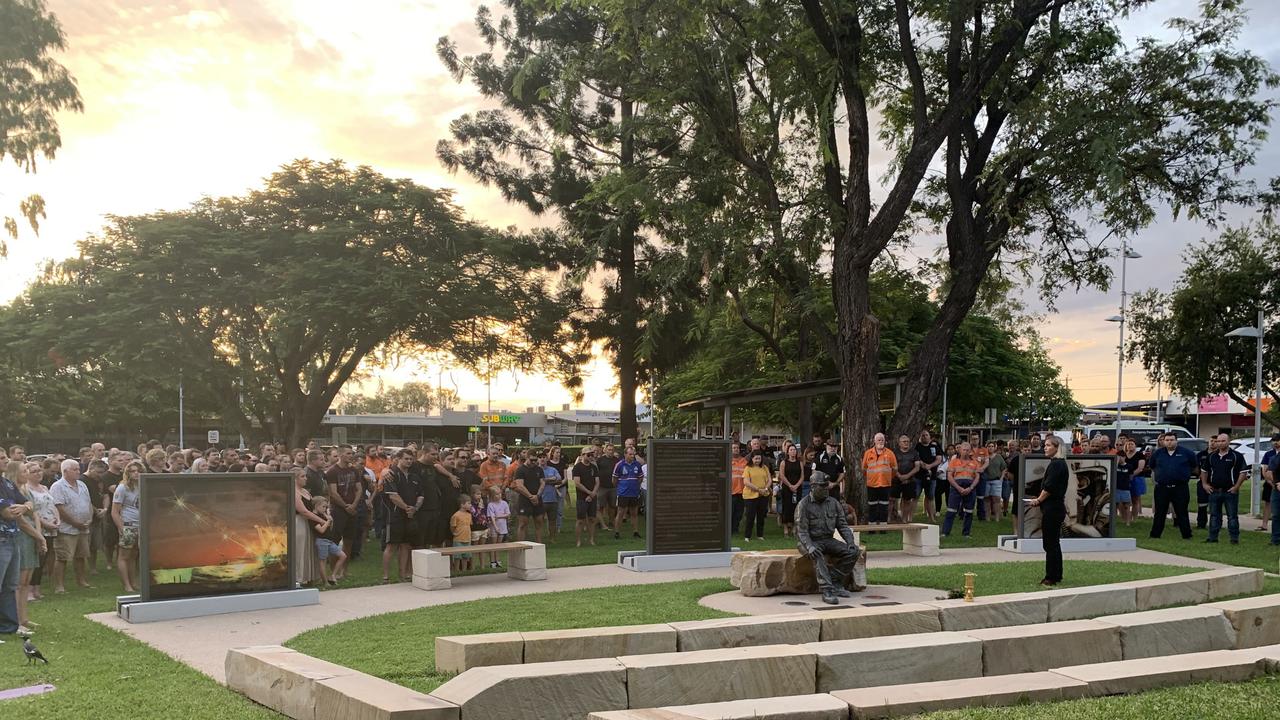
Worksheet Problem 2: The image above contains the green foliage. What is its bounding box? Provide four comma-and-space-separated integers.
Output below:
3, 160, 582, 446
1126, 217, 1280, 427
0, 0, 83, 254
341, 381, 461, 415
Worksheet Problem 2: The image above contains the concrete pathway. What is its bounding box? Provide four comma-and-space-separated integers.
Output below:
85, 545, 1230, 684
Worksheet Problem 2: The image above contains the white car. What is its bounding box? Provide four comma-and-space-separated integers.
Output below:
1229, 438, 1271, 468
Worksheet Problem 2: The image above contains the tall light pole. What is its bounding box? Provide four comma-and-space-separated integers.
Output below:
1226, 309, 1265, 517
1106, 241, 1143, 440
178, 369, 185, 450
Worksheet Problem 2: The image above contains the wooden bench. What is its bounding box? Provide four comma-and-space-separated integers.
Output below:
847, 523, 939, 557
412, 541, 546, 590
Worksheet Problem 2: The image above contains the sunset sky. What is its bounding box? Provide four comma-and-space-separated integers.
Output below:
5, 0, 1277, 414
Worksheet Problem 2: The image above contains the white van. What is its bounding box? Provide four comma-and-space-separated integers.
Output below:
1073, 423, 1194, 449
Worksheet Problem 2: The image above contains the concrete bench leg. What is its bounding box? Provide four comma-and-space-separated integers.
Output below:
508, 542, 547, 581
412, 549, 452, 590
903, 525, 940, 557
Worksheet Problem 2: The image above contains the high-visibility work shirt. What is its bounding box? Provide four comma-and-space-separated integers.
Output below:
862, 448, 897, 489
949, 457, 982, 485
731, 457, 747, 495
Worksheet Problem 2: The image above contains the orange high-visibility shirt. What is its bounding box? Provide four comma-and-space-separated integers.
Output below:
949, 457, 982, 484
862, 448, 897, 489
731, 456, 747, 495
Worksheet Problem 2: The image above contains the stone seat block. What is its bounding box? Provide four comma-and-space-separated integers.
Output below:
314, 673, 459, 720
1050, 648, 1271, 695
412, 549, 450, 579
817, 603, 943, 641
922, 593, 1049, 631
522, 624, 677, 663
506, 541, 545, 570
832, 671, 1090, 719
507, 566, 547, 581
1095, 605, 1235, 659
591, 694, 848, 720
431, 658, 628, 720
225, 645, 359, 720
1117, 573, 1209, 610
962, 619, 1122, 675
1200, 567, 1263, 599
619, 645, 816, 709
1037, 584, 1138, 621
671, 614, 820, 651
1204, 594, 1280, 649
434, 632, 524, 674
803, 632, 981, 691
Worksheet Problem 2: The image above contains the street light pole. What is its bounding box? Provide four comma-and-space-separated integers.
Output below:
1226, 309, 1266, 517
1107, 242, 1142, 441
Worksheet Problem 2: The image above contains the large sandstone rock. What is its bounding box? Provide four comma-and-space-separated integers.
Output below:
1095, 606, 1236, 659
434, 632, 524, 674
523, 624, 677, 663
670, 615, 820, 651
225, 645, 359, 720
1204, 594, 1280, 648
729, 549, 865, 597
619, 645, 817, 709
314, 673, 459, 720
923, 594, 1049, 632
804, 632, 981, 691
430, 658, 627, 720
591, 694, 849, 720
961, 619, 1123, 676
817, 603, 943, 641
1051, 648, 1270, 695
832, 671, 1090, 719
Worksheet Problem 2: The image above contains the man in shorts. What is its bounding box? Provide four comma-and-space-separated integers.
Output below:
572, 448, 600, 546
325, 445, 366, 565
595, 443, 619, 532
50, 459, 94, 593
381, 450, 423, 582
982, 441, 1007, 523
514, 452, 546, 543
613, 446, 644, 539
892, 434, 922, 523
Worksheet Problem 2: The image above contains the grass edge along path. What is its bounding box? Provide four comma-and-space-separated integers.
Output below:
286, 560, 1205, 695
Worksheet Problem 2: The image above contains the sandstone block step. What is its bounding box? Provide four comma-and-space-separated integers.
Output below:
804, 632, 981, 691
1050, 647, 1272, 695
962, 619, 1122, 675
1204, 594, 1280, 649
833, 671, 1090, 719
590, 694, 848, 720
315, 673, 458, 720
226, 645, 360, 720
1035, 583, 1138, 621
435, 632, 523, 674
923, 593, 1048, 631
619, 645, 816, 709
816, 603, 942, 641
431, 658, 627, 720
1117, 573, 1208, 611
671, 614, 820, 651
522, 624, 677, 663
1200, 567, 1264, 599
1095, 605, 1235, 659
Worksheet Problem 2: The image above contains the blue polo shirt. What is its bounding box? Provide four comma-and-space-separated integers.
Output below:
1148, 446, 1199, 487
613, 459, 644, 499
0, 476, 26, 537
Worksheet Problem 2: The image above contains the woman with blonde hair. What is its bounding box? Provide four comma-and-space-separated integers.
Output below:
10, 461, 46, 630
112, 461, 144, 592
24, 461, 58, 601
292, 467, 324, 587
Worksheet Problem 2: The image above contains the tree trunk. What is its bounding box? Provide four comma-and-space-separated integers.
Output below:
834, 261, 880, 519
616, 96, 640, 443
888, 243, 996, 441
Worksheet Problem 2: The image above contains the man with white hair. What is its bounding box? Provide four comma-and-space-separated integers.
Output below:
49, 459, 95, 593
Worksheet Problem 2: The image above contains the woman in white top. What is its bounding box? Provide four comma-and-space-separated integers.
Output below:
112, 461, 144, 593
24, 461, 58, 602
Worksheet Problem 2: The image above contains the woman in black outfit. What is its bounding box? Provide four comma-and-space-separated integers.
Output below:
777, 445, 806, 537
1027, 435, 1069, 586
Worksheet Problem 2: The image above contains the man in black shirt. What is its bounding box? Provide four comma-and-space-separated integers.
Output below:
304, 450, 329, 498
595, 443, 619, 532
816, 440, 847, 498
324, 445, 365, 567
514, 453, 546, 543
1199, 433, 1246, 544
381, 450, 423, 582
571, 449, 600, 547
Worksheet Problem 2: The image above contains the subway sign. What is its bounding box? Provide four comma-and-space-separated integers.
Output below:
480, 414, 522, 424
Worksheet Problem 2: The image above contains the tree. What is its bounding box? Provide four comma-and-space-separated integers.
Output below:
0, 0, 83, 255
1127, 217, 1280, 428
593, 0, 1272, 514
342, 381, 462, 416
7, 160, 582, 447
438, 1, 654, 441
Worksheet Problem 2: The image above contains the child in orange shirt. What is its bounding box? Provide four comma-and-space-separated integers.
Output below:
450, 494, 473, 572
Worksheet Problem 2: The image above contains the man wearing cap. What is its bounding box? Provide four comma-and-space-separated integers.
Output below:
794, 472, 861, 605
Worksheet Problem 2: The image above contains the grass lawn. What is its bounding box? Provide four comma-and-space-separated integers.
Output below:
286, 560, 1206, 695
